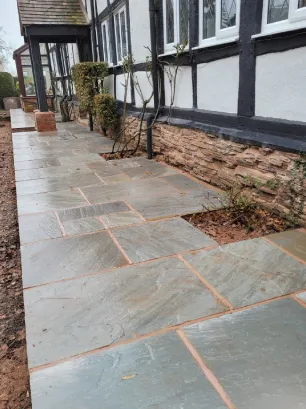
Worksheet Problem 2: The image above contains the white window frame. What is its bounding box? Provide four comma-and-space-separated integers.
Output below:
101, 19, 112, 66
163, 0, 189, 53
198, 0, 240, 49
262, 0, 306, 35
113, 5, 128, 64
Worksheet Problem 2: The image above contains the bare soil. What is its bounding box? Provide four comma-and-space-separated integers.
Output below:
101, 151, 146, 160
183, 207, 290, 245
0, 119, 31, 409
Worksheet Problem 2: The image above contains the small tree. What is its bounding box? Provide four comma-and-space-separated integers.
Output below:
71, 62, 108, 130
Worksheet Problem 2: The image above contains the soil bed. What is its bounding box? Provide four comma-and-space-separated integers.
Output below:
101, 151, 146, 160
0, 119, 31, 409
183, 207, 291, 245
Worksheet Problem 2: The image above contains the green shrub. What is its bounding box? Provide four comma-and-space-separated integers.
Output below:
94, 94, 118, 130
0, 72, 17, 108
71, 62, 108, 114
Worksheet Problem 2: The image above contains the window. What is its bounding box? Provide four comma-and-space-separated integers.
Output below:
262, 0, 306, 34
101, 19, 112, 64
199, 0, 240, 47
114, 6, 128, 63
163, 0, 189, 52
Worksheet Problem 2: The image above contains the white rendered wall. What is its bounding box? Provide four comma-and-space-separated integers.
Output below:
197, 56, 239, 114
116, 73, 131, 103
256, 47, 306, 123
164, 66, 193, 109
96, 0, 108, 14
129, 0, 151, 64
133, 71, 154, 109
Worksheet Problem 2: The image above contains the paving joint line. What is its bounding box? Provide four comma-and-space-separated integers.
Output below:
291, 294, 306, 308
78, 187, 92, 205
176, 329, 237, 409
177, 254, 233, 310
261, 236, 306, 265
55, 211, 66, 237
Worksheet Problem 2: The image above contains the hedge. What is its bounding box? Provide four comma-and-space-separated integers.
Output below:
0, 72, 16, 108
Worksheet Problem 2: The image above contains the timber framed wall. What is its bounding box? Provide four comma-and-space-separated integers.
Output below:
82, 0, 306, 150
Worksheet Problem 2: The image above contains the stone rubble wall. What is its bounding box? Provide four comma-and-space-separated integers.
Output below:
120, 116, 306, 224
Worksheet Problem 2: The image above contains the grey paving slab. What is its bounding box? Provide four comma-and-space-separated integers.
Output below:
14, 149, 76, 162
30, 332, 228, 409
129, 189, 222, 220
113, 218, 217, 263
266, 229, 306, 263
82, 178, 178, 204
101, 174, 131, 184
10, 109, 35, 130
163, 173, 207, 191
85, 161, 123, 176
14, 158, 62, 171
183, 299, 306, 409
124, 161, 179, 179
60, 153, 105, 165
24, 257, 227, 367
296, 291, 306, 303
100, 211, 143, 228
21, 231, 128, 288
111, 157, 142, 169
16, 172, 102, 195
62, 217, 105, 236
184, 238, 306, 308
17, 189, 89, 215
19, 213, 62, 244
57, 201, 129, 222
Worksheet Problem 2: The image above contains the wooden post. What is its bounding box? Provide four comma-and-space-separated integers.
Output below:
29, 37, 48, 112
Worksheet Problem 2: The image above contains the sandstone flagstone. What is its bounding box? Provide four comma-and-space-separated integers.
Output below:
30, 332, 228, 409
183, 299, 306, 409
183, 238, 306, 308
21, 231, 127, 287
24, 257, 226, 367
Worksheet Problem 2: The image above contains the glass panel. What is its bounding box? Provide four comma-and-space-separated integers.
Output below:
102, 24, 109, 62
120, 11, 127, 58
267, 0, 289, 23
203, 0, 216, 39
179, 0, 189, 44
298, 0, 306, 8
107, 21, 113, 63
166, 0, 175, 44
115, 13, 122, 61
221, 0, 236, 29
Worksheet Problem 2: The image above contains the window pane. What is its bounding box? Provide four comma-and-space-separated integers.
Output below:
221, 0, 236, 29
299, 0, 306, 8
120, 11, 128, 58
115, 13, 122, 61
203, 0, 216, 39
102, 24, 109, 62
267, 0, 289, 23
166, 0, 175, 43
179, 0, 189, 44
108, 21, 113, 64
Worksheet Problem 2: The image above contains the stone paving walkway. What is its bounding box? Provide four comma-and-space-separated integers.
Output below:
12, 119, 306, 409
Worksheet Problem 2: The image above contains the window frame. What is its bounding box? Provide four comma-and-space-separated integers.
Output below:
101, 18, 113, 66
262, 0, 306, 35
198, 0, 240, 49
163, 0, 189, 53
113, 5, 128, 64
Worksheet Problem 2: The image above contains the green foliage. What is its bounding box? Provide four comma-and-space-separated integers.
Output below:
71, 62, 108, 113
0, 72, 17, 108
93, 94, 118, 130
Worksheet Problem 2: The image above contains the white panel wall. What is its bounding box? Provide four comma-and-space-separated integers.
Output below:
116, 73, 131, 103
256, 47, 306, 123
197, 56, 239, 114
133, 71, 154, 108
129, 0, 151, 64
164, 66, 193, 109
103, 74, 115, 96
